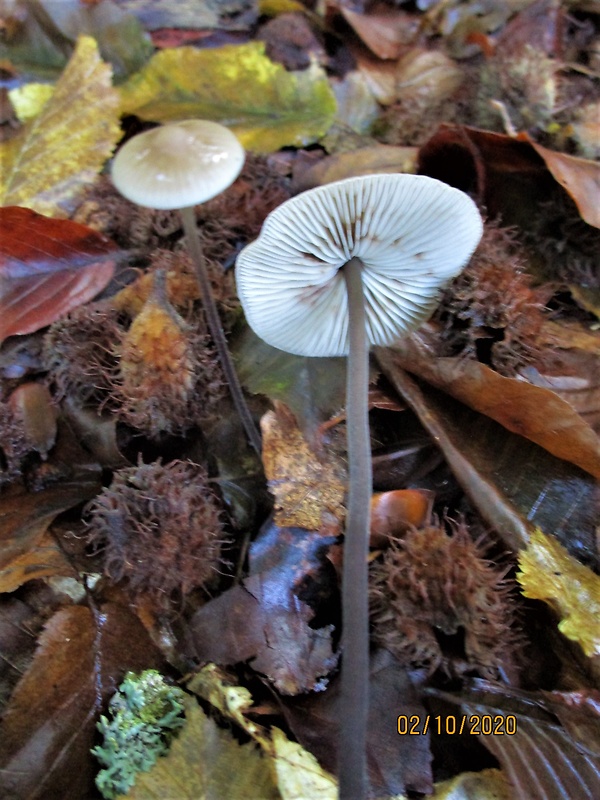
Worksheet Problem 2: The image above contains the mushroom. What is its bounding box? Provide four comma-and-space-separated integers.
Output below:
111, 120, 261, 453
235, 173, 483, 799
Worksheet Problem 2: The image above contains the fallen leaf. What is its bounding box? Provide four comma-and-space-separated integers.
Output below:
0, 530, 76, 593
0, 207, 118, 343
188, 665, 339, 798
126, 696, 279, 800
431, 769, 512, 800
340, 4, 417, 60
517, 528, 600, 657
382, 336, 600, 480
451, 681, 600, 800
118, 42, 336, 153
0, 603, 164, 800
283, 649, 433, 796
0, 477, 100, 576
293, 144, 417, 192
375, 353, 599, 563
261, 403, 346, 531
187, 522, 338, 694
418, 124, 600, 231
0, 36, 121, 217
524, 137, 600, 229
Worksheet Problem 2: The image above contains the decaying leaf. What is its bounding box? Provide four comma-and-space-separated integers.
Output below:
0, 477, 100, 578
0, 36, 121, 217
0, 207, 118, 344
118, 42, 336, 152
0, 530, 76, 593
188, 520, 338, 694
0, 603, 164, 800
376, 353, 599, 562
431, 769, 512, 799
125, 696, 279, 800
261, 403, 346, 531
382, 336, 600, 480
188, 665, 338, 798
294, 144, 417, 192
517, 528, 600, 658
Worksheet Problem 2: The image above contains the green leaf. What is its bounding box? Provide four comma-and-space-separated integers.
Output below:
119, 42, 337, 152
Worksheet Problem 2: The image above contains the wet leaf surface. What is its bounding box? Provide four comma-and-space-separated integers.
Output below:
376, 354, 599, 565
188, 520, 338, 694
381, 336, 600, 479
0, 602, 165, 800
283, 650, 433, 797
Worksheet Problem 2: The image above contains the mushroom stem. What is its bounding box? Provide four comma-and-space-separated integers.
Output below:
179, 206, 262, 455
339, 255, 371, 800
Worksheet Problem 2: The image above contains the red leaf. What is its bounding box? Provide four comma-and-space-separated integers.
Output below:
0, 207, 118, 343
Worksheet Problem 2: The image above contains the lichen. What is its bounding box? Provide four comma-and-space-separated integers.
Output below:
92, 670, 185, 799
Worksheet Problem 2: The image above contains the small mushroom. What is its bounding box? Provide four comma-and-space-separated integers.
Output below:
235, 173, 483, 799
111, 120, 260, 452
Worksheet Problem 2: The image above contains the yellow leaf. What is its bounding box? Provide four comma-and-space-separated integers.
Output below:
124, 697, 279, 800
261, 403, 347, 531
271, 727, 337, 800
259, 0, 307, 15
431, 769, 512, 799
0, 36, 121, 217
119, 42, 336, 153
187, 664, 269, 747
517, 528, 600, 657
9, 83, 54, 123
188, 666, 338, 799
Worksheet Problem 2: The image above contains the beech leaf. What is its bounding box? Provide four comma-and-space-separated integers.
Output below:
261, 403, 346, 531
0, 604, 164, 800
118, 42, 336, 152
517, 528, 600, 657
125, 697, 279, 800
383, 336, 600, 479
376, 353, 599, 562
0, 35, 121, 217
0, 207, 118, 343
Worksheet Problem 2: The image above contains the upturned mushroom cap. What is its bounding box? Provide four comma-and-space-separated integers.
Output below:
235, 174, 483, 357
111, 120, 245, 210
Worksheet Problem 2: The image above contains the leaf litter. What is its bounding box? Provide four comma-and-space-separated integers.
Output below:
0, 1, 599, 798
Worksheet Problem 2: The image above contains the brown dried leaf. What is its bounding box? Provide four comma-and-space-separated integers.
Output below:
381, 337, 600, 480
340, 4, 417, 60
293, 145, 417, 192
376, 353, 599, 562
283, 649, 433, 796
0, 603, 164, 800
0, 477, 100, 576
188, 522, 338, 694
261, 403, 346, 532
0, 530, 76, 594
525, 138, 600, 229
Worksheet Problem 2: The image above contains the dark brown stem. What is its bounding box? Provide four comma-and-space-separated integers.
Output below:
179, 206, 262, 455
339, 256, 371, 800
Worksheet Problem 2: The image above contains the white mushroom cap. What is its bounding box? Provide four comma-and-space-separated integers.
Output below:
235, 174, 483, 357
111, 120, 245, 210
